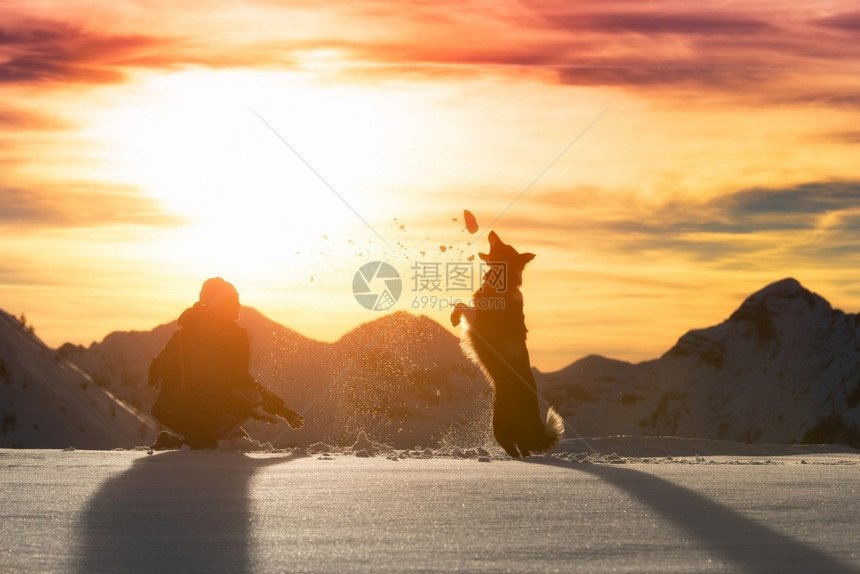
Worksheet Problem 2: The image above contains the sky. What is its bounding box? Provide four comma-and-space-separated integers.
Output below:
1, 1, 860, 370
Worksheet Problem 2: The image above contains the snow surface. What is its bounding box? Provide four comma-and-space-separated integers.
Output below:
1, 438, 858, 574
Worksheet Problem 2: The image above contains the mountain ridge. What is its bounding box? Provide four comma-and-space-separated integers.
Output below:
57, 306, 489, 449
5, 276, 859, 448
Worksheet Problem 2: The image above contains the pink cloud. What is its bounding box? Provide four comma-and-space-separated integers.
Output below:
0, 21, 162, 84
814, 9, 860, 31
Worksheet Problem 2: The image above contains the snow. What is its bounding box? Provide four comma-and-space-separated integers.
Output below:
1, 439, 858, 573
463, 209, 479, 234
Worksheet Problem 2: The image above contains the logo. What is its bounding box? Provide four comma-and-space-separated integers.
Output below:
352, 261, 402, 311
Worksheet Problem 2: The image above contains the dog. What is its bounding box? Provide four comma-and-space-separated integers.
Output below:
451, 231, 564, 457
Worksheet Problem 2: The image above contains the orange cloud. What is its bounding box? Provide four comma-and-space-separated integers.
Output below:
0, 106, 71, 129
0, 184, 185, 228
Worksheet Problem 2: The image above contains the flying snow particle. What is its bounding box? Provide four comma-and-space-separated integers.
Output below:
463, 210, 479, 234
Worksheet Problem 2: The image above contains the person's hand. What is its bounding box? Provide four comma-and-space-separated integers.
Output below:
281, 408, 304, 429
261, 397, 304, 429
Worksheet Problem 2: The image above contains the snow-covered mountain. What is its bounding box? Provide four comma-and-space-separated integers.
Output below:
54, 278, 860, 450
539, 278, 860, 447
0, 310, 158, 448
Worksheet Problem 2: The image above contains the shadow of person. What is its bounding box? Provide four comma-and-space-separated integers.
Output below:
75, 450, 302, 574
523, 458, 857, 573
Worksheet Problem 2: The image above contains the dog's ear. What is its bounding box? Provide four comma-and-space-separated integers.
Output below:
478, 252, 489, 262
520, 253, 536, 265
488, 231, 501, 248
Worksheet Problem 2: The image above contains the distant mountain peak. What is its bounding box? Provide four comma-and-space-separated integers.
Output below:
664, 277, 844, 364
337, 311, 449, 343
748, 277, 806, 300
730, 277, 831, 325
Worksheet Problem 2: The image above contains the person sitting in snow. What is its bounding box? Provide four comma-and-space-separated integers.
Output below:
148, 277, 303, 450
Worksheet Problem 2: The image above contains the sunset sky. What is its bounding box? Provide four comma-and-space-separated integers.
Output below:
2, 1, 860, 370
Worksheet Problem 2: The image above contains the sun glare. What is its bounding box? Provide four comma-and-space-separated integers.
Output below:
91, 70, 433, 276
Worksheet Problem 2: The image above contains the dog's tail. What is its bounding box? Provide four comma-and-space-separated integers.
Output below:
545, 406, 565, 443
523, 407, 565, 454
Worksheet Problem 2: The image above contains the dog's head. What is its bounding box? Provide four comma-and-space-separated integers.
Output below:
478, 231, 535, 289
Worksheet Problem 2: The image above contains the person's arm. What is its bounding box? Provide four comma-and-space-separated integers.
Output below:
235, 326, 303, 428
255, 383, 304, 429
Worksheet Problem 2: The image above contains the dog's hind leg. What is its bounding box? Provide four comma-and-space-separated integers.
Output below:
500, 441, 521, 458
493, 425, 523, 458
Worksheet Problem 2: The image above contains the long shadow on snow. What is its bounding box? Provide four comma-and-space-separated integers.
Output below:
523, 457, 858, 574
76, 450, 303, 574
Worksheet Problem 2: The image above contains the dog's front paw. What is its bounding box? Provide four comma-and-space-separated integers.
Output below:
450, 302, 467, 326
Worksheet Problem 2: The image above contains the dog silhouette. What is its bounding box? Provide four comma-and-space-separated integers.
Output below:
452, 231, 563, 457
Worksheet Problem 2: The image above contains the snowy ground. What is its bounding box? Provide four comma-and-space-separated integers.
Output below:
1, 438, 858, 573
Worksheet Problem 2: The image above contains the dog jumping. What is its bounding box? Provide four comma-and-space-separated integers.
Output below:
451, 231, 564, 457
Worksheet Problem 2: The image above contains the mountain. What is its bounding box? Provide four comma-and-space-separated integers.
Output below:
0, 310, 158, 448
60, 309, 489, 449
539, 278, 860, 447
56, 278, 860, 450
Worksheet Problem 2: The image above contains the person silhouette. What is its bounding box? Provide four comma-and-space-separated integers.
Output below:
148, 277, 303, 449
